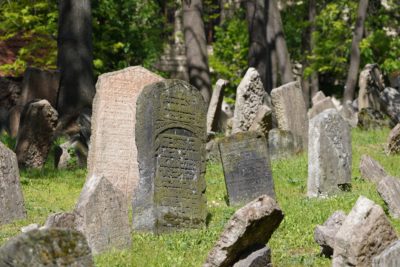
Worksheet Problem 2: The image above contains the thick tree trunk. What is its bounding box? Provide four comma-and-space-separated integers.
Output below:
343, 0, 369, 102
183, 0, 212, 104
246, 0, 269, 91
270, 0, 294, 84
266, 0, 278, 90
57, 0, 95, 118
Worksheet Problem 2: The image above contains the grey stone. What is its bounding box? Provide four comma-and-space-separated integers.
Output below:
377, 176, 400, 219
359, 155, 387, 184
232, 68, 268, 134
75, 175, 131, 254
311, 91, 326, 105
0, 142, 26, 225
380, 87, 400, 123
233, 246, 272, 267
54, 141, 72, 169
358, 64, 385, 110
387, 123, 400, 155
88, 66, 163, 200
339, 100, 358, 128
203, 195, 284, 267
207, 79, 228, 132
8, 105, 23, 138
248, 105, 273, 134
271, 81, 308, 151
133, 79, 207, 233
15, 99, 58, 168
21, 224, 39, 233
308, 97, 336, 119
308, 109, 352, 197
314, 211, 346, 257
0, 228, 94, 267
268, 128, 300, 160
358, 107, 393, 130
206, 137, 221, 163
44, 212, 76, 229
333, 196, 398, 267
373, 240, 400, 267
219, 132, 275, 206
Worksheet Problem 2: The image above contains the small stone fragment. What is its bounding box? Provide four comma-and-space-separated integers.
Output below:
314, 211, 346, 257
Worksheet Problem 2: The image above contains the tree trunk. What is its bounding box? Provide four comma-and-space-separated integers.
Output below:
266, 0, 278, 90
57, 0, 95, 118
270, 0, 294, 84
246, 0, 269, 91
343, 0, 369, 102
183, 0, 212, 104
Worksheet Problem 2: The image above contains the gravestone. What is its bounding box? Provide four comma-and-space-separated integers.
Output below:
359, 154, 387, 184
308, 109, 351, 197
268, 129, 300, 160
233, 246, 272, 267
0, 228, 94, 267
219, 131, 275, 206
75, 175, 131, 254
133, 79, 207, 233
380, 87, 400, 123
308, 97, 336, 119
88, 66, 163, 199
358, 64, 384, 110
373, 240, 400, 267
311, 91, 326, 105
248, 104, 273, 134
271, 81, 308, 150
207, 79, 228, 132
0, 142, 26, 225
314, 211, 346, 257
203, 195, 283, 267
15, 99, 58, 168
377, 176, 400, 219
232, 68, 269, 134
387, 123, 400, 155
358, 107, 393, 130
333, 196, 397, 267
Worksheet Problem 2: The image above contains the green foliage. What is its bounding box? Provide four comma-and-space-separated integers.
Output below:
209, 13, 248, 101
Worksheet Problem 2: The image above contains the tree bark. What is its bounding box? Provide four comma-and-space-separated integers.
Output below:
57, 0, 95, 118
266, 0, 278, 90
343, 0, 369, 102
270, 0, 294, 84
246, 0, 269, 91
183, 0, 212, 104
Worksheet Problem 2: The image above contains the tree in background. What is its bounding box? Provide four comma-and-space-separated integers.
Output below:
183, 0, 212, 104
57, 0, 95, 117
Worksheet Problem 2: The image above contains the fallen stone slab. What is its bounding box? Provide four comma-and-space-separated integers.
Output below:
0, 228, 94, 267
372, 240, 400, 267
377, 176, 400, 219
359, 155, 387, 184
387, 124, 400, 155
203, 195, 284, 267
333, 196, 397, 267
233, 245, 272, 267
314, 211, 346, 257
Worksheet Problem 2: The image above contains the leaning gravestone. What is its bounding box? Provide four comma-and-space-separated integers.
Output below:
133, 79, 207, 233
0, 228, 94, 267
207, 79, 228, 133
387, 123, 400, 155
308, 109, 351, 197
359, 154, 387, 184
232, 68, 269, 134
373, 240, 400, 267
271, 81, 308, 150
0, 142, 26, 225
88, 66, 163, 199
75, 175, 131, 254
377, 176, 400, 219
333, 196, 397, 267
219, 131, 275, 205
15, 99, 58, 168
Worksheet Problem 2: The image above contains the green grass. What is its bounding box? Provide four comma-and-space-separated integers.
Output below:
1, 128, 399, 266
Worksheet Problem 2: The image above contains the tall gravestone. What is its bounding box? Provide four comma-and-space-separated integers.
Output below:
88, 66, 163, 200
0, 142, 26, 225
75, 175, 131, 254
219, 132, 275, 206
232, 68, 270, 134
271, 81, 308, 150
133, 79, 207, 233
308, 109, 352, 197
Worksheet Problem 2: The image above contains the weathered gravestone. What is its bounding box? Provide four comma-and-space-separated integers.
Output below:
358, 64, 384, 110
359, 154, 387, 184
333, 196, 397, 267
219, 132, 275, 206
387, 123, 400, 155
308, 109, 351, 197
203, 195, 283, 267
358, 107, 393, 130
232, 68, 270, 134
248, 104, 274, 134
268, 128, 301, 160
373, 240, 400, 267
0, 142, 26, 225
133, 79, 207, 233
207, 79, 228, 133
15, 99, 58, 168
233, 246, 272, 267
377, 176, 400, 219
75, 175, 131, 254
312, 91, 326, 105
380, 87, 400, 123
271, 81, 308, 150
88, 66, 163, 199
0, 228, 94, 267
308, 96, 336, 119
